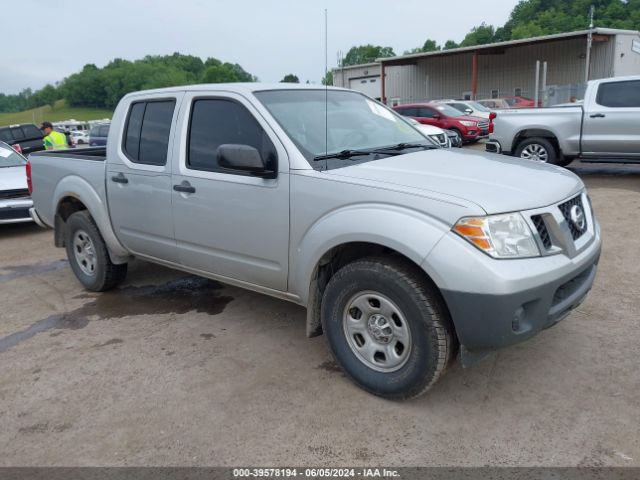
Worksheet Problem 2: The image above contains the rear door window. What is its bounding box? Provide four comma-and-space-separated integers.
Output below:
418, 108, 437, 118
123, 100, 176, 166
22, 125, 42, 139
0, 128, 13, 142
397, 107, 418, 117
10, 127, 25, 141
596, 80, 640, 108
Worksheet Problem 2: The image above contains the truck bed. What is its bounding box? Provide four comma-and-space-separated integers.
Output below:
28, 147, 108, 228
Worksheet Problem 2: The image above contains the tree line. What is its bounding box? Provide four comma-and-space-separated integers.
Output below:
0, 53, 257, 113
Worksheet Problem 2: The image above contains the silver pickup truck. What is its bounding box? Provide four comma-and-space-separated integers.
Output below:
487, 75, 640, 166
28, 84, 601, 399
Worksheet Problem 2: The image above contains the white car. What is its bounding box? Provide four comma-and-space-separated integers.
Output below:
433, 100, 493, 119
406, 118, 452, 147
0, 141, 33, 224
71, 130, 90, 145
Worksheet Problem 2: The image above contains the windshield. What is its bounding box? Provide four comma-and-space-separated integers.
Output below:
467, 101, 490, 112
255, 89, 433, 169
433, 104, 465, 117
0, 144, 26, 168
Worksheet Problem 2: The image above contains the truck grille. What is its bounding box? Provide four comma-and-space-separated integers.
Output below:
559, 196, 587, 240
531, 215, 552, 249
0, 189, 30, 200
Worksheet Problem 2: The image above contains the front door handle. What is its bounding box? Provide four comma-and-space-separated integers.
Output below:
111, 173, 128, 184
590, 113, 606, 118
173, 183, 196, 194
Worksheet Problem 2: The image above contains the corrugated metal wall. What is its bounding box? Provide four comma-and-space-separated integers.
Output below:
613, 33, 640, 77
384, 36, 618, 103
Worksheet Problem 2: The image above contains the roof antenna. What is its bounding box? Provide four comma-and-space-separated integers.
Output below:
324, 8, 328, 172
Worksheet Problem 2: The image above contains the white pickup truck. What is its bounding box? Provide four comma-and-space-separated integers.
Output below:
487, 75, 640, 166
28, 84, 601, 399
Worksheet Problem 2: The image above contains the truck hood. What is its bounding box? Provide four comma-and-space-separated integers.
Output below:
324, 149, 583, 214
0, 166, 28, 191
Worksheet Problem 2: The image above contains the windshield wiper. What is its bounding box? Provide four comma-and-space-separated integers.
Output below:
313, 143, 438, 162
313, 149, 373, 161
370, 142, 439, 153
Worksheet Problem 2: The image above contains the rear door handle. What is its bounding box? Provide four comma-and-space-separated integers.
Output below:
111, 173, 128, 184
173, 183, 196, 194
589, 113, 606, 118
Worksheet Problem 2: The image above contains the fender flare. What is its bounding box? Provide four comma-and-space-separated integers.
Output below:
290, 203, 450, 305
53, 175, 129, 262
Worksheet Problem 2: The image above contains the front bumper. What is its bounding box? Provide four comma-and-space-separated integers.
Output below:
0, 198, 33, 224
423, 206, 602, 365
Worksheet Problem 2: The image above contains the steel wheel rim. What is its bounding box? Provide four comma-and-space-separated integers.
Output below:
73, 230, 97, 276
521, 144, 549, 162
343, 291, 412, 372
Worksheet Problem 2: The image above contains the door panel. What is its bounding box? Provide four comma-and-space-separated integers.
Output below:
107, 169, 177, 261
582, 80, 640, 158
172, 174, 289, 289
107, 94, 183, 263
171, 93, 290, 291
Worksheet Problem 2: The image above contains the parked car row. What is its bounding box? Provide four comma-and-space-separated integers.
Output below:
0, 122, 111, 152
393, 103, 491, 144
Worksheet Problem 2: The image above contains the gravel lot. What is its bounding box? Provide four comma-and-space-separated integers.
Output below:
0, 159, 639, 467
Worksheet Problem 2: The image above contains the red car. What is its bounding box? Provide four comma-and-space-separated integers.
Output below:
393, 103, 489, 144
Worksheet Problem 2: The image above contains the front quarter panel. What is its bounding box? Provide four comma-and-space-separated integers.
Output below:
288, 171, 481, 304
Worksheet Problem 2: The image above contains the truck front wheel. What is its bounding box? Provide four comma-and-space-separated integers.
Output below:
321, 257, 455, 400
64, 211, 127, 292
515, 137, 557, 164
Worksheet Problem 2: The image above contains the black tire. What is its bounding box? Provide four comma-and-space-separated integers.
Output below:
450, 129, 463, 147
515, 137, 558, 164
64, 210, 127, 292
321, 256, 455, 400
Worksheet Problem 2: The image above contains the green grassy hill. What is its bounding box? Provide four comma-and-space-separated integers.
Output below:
0, 100, 112, 126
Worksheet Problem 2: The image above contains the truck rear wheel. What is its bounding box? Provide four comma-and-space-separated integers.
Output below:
321, 257, 455, 400
64, 211, 127, 292
515, 137, 557, 164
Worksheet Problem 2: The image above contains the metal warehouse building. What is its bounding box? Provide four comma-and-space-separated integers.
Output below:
333, 28, 640, 105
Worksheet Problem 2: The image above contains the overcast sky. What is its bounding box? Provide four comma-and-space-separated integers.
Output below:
3, 0, 519, 94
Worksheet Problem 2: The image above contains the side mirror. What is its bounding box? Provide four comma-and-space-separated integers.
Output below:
465, 108, 473, 115
433, 114, 441, 119
217, 144, 276, 178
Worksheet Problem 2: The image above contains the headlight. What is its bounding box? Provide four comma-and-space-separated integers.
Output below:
453, 213, 540, 258
428, 135, 443, 146
459, 121, 477, 127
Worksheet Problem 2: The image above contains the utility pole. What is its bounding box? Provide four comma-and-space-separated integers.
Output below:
584, 5, 595, 83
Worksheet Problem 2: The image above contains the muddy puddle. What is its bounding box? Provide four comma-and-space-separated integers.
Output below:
0, 276, 233, 353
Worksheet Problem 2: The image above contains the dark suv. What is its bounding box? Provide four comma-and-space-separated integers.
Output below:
393, 103, 489, 144
0, 123, 44, 154
89, 123, 110, 146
